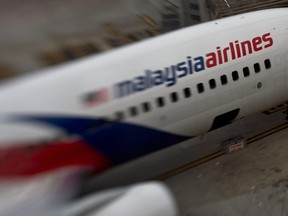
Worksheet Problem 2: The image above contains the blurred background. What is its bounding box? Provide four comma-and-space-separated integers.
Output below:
1, 0, 288, 80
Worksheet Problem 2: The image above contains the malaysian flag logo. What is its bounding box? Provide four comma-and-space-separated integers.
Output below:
82, 87, 110, 107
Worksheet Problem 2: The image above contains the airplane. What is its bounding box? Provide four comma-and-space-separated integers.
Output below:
0, 168, 176, 216
0, 8, 287, 215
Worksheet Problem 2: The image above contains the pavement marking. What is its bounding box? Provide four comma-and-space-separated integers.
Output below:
154, 122, 288, 181
263, 102, 288, 115
247, 122, 288, 144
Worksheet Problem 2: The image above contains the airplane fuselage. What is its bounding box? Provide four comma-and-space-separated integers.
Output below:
0, 9, 288, 174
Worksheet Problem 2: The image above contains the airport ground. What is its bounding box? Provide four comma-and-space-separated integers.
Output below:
165, 118, 288, 215
88, 105, 288, 215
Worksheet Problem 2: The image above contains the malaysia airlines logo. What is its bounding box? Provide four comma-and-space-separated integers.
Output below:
113, 32, 273, 98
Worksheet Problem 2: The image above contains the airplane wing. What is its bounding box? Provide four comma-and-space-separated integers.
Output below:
0, 168, 177, 216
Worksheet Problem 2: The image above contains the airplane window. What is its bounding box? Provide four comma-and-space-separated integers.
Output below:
170, 92, 178, 102
115, 111, 124, 120
142, 102, 151, 112
264, 59, 271, 69
243, 67, 250, 77
197, 83, 205, 93
156, 97, 165, 107
254, 63, 261, 73
232, 71, 239, 81
220, 75, 228, 85
129, 106, 138, 117
183, 87, 191, 98
209, 79, 216, 89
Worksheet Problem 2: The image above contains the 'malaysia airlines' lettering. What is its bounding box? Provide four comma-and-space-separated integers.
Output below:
114, 32, 273, 98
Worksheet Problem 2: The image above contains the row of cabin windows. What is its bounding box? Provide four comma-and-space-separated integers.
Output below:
114, 59, 271, 120
202, 59, 271, 92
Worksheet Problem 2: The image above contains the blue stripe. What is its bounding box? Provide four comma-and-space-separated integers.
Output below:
15, 115, 191, 164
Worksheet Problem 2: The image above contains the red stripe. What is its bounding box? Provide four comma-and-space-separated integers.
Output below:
0, 139, 110, 177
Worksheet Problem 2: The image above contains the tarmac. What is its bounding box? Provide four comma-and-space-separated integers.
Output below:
88, 106, 288, 215
165, 125, 288, 216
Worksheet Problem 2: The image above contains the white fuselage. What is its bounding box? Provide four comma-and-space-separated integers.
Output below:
0, 9, 288, 149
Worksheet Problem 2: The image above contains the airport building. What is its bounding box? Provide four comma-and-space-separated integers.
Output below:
161, 1, 182, 32
161, 0, 211, 30
180, 0, 209, 26
1, 0, 288, 79
0, 0, 163, 76
205, 0, 288, 19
